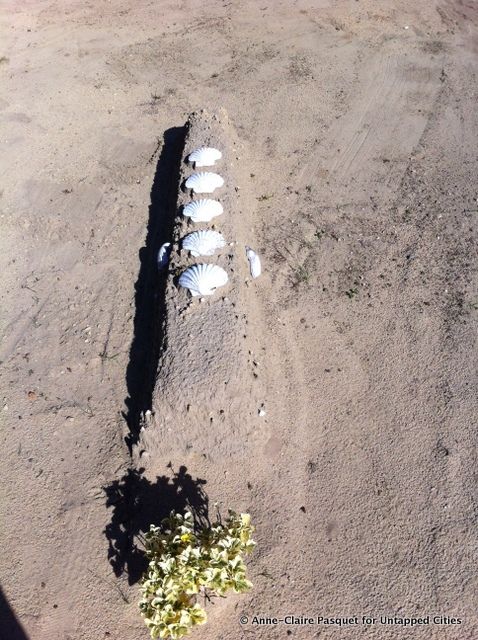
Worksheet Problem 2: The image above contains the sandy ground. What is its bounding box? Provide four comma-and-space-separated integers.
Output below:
1, 1, 477, 639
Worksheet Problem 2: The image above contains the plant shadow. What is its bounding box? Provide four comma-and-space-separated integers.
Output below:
104, 465, 209, 585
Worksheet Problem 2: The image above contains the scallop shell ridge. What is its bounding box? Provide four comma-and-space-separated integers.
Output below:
157, 242, 171, 269
183, 199, 223, 223
182, 230, 226, 257
185, 172, 224, 194
178, 263, 229, 296
246, 246, 261, 278
188, 147, 222, 167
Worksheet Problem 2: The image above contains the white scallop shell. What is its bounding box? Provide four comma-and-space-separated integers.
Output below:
157, 242, 171, 269
185, 172, 224, 194
246, 246, 261, 278
188, 147, 222, 167
179, 263, 228, 297
183, 199, 223, 223
182, 230, 226, 257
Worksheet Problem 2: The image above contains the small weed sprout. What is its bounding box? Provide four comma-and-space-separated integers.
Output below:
139, 510, 255, 639
295, 265, 310, 284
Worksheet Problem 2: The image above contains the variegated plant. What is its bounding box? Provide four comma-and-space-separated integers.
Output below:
139, 510, 255, 639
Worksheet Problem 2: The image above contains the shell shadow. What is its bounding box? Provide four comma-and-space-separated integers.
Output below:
122, 126, 187, 452
103, 465, 209, 585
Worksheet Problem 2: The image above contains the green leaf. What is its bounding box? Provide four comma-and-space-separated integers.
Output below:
139, 510, 256, 639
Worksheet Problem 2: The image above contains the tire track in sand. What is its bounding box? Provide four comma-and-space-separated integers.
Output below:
294, 47, 441, 202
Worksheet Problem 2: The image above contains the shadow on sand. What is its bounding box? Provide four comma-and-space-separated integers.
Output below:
105, 127, 209, 585
0, 587, 29, 640
104, 465, 209, 585
122, 125, 187, 454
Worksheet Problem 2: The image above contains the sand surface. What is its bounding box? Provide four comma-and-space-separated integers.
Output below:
1, 1, 477, 639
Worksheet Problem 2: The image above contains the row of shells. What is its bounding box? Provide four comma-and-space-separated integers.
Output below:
159, 146, 261, 297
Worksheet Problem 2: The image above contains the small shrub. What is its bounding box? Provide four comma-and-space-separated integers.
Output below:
139, 510, 255, 639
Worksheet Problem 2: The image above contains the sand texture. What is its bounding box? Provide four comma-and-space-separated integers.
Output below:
137, 109, 263, 463
0, 1, 477, 639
